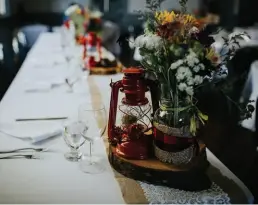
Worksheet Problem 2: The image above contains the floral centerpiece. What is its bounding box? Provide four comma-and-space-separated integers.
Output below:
63, 4, 90, 42
133, 0, 254, 165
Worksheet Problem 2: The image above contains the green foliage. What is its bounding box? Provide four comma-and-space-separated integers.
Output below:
146, 0, 166, 11
145, 18, 156, 34
179, 0, 189, 13
191, 41, 205, 58
122, 115, 138, 125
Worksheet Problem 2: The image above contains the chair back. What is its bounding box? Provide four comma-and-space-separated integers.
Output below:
20, 24, 49, 48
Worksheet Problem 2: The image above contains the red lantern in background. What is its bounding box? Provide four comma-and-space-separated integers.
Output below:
108, 68, 158, 159
64, 19, 70, 29
81, 32, 102, 70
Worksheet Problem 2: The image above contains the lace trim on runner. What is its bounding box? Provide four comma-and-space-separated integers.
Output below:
138, 181, 231, 204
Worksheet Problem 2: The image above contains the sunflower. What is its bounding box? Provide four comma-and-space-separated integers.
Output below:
180, 14, 205, 30
155, 10, 176, 25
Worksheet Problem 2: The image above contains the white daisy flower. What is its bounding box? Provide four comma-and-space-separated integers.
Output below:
187, 77, 194, 85
185, 68, 193, 79
193, 65, 200, 73
186, 56, 195, 67
176, 73, 185, 81
186, 56, 199, 67
194, 75, 204, 85
134, 34, 163, 50
134, 35, 145, 48
194, 58, 199, 64
142, 36, 151, 48
176, 66, 192, 81
152, 35, 163, 49
199, 64, 205, 70
185, 86, 194, 96
178, 83, 187, 91
170, 59, 184, 70
186, 50, 200, 67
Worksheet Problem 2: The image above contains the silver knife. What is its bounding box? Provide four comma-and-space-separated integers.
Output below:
16, 117, 68, 121
0, 148, 47, 154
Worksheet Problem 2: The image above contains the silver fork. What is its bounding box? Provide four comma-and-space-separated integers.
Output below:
0, 154, 40, 160
0, 148, 47, 154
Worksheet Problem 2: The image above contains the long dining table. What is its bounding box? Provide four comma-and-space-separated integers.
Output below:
0, 32, 254, 204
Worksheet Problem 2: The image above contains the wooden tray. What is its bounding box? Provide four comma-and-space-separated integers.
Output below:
108, 142, 212, 191
89, 62, 123, 75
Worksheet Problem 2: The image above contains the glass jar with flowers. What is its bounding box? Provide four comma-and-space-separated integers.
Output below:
133, 0, 254, 165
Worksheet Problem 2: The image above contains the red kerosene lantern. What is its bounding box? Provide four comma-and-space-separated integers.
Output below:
108, 68, 158, 159
80, 32, 102, 69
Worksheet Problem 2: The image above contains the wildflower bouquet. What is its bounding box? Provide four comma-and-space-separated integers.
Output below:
63, 4, 89, 41
133, 0, 252, 135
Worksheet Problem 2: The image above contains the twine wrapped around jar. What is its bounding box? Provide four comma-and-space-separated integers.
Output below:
153, 97, 199, 166
154, 143, 196, 165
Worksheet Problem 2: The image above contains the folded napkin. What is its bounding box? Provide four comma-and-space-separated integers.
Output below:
28, 55, 66, 68
0, 128, 62, 144
28, 129, 62, 144
0, 122, 63, 144
24, 78, 66, 93
24, 82, 52, 92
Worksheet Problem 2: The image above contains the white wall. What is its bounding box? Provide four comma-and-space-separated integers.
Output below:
128, 0, 200, 14
128, 0, 146, 13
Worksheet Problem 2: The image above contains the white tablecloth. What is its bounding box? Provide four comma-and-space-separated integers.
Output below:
0, 33, 124, 204
0, 32, 254, 204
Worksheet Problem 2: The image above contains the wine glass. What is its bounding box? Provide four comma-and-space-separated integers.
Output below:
63, 46, 74, 69
65, 55, 85, 93
78, 102, 107, 174
63, 121, 88, 162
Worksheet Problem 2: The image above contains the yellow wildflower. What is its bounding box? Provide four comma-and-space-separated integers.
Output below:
155, 10, 176, 25
182, 14, 197, 25
180, 14, 206, 30
206, 48, 220, 64
76, 8, 82, 15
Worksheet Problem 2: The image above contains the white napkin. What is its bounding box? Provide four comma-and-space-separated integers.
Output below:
24, 78, 66, 93
24, 129, 62, 144
27, 55, 66, 68
0, 128, 62, 144
24, 82, 52, 92
0, 122, 63, 144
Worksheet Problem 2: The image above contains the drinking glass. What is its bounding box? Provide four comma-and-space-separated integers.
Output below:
63, 121, 88, 162
64, 46, 74, 69
78, 102, 107, 174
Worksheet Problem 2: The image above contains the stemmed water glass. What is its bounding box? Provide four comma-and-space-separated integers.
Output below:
78, 102, 107, 174
63, 121, 88, 162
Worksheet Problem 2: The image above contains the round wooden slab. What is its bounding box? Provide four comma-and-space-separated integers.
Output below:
108, 142, 212, 191
89, 62, 123, 75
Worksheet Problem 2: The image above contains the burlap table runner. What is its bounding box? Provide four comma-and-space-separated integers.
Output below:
87, 75, 252, 204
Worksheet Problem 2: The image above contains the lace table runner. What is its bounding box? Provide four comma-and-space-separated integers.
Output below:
138, 181, 231, 204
